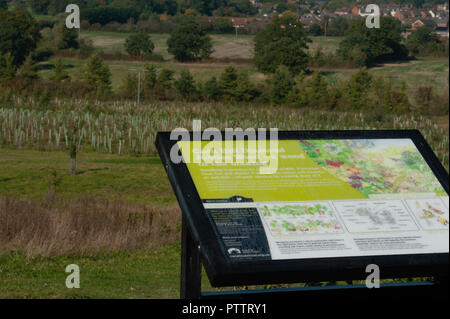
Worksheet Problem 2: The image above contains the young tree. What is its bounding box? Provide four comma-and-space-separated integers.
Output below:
234, 72, 256, 102
49, 59, 69, 81
287, 71, 309, 108
84, 53, 112, 94
119, 72, 138, 99
16, 55, 39, 82
345, 68, 373, 110
144, 64, 158, 89
308, 72, 328, 108
254, 13, 311, 75
270, 65, 294, 104
157, 69, 174, 90
0, 9, 41, 67
167, 17, 213, 62
175, 69, 197, 101
219, 66, 238, 100
156, 68, 174, 99
125, 32, 155, 58
202, 76, 221, 101
0, 53, 16, 81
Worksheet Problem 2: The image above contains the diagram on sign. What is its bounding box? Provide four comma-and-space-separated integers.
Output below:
405, 198, 449, 230
333, 200, 419, 233
257, 202, 343, 236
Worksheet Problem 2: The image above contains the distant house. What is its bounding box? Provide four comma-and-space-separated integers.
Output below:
393, 9, 409, 21
436, 3, 449, 12
300, 13, 321, 27
230, 17, 252, 29
411, 19, 437, 30
335, 7, 351, 16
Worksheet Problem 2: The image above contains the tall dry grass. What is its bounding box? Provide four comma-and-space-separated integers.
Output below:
0, 196, 181, 257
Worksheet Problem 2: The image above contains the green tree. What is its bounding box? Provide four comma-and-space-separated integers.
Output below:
212, 17, 234, 33
157, 68, 174, 90
58, 24, 79, 50
309, 72, 328, 107
156, 68, 174, 99
84, 53, 112, 93
125, 32, 155, 58
16, 55, 39, 82
345, 68, 373, 110
167, 17, 213, 62
144, 64, 158, 90
202, 76, 221, 101
270, 65, 294, 104
288, 71, 309, 107
49, 59, 69, 81
119, 72, 138, 99
175, 69, 197, 101
406, 27, 445, 56
219, 66, 238, 100
0, 53, 16, 81
234, 72, 256, 102
338, 17, 408, 66
254, 14, 310, 74
0, 9, 41, 67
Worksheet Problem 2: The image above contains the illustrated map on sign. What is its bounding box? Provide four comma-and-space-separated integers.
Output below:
258, 203, 343, 236
333, 200, 420, 233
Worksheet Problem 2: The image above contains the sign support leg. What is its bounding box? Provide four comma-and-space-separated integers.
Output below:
180, 214, 202, 299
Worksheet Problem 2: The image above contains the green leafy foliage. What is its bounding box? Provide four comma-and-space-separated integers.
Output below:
0, 9, 41, 67
174, 69, 197, 101
338, 17, 408, 66
84, 53, 112, 94
167, 18, 213, 62
254, 14, 310, 74
406, 27, 447, 57
125, 32, 155, 58
49, 59, 69, 81
269, 65, 294, 104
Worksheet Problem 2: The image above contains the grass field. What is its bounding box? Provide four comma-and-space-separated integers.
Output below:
40, 31, 449, 96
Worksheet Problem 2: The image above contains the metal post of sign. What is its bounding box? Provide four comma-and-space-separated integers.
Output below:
180, 214, 202, 299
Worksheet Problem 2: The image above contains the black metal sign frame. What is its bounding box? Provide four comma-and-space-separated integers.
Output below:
156, 130, 449, 298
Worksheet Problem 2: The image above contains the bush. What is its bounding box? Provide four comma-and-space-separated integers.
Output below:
254, 14, 310, 74
125, 32, 155, 59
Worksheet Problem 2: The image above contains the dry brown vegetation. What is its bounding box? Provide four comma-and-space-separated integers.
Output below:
0, 196, 181, 257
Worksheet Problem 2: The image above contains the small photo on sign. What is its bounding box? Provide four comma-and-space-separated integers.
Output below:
405, 198, 449, 231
